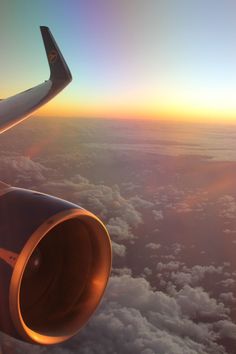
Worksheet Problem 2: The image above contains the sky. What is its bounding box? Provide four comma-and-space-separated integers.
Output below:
2, 0, 236, 123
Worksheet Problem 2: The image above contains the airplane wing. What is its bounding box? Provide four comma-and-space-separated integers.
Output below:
0, 26, 72, 134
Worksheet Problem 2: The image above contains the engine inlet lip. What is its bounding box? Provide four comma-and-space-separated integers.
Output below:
9, 208, 112, 345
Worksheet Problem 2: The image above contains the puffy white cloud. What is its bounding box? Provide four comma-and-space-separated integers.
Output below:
152, 210, 164, 221
157, 261, 182, 272
219, 278, 235, 288
72, 275, 230, 354
171, 265, 223, 287
153, 185, 209, 215
142, 267, 153, 277
219, 292, 236, 304
112, 268, 132, 277
107, 217, 134, 242
129, 196, 154, 209
39, 178, 143, 229
0, 153, 50, 186
215, 320, 236, 340
170, 272, 192, 286
174, 202, 192, 213
171, 243, 185, 255
145, 243, 161, 251
112, 241, 126, 258
121, 182, 140, 193
161, 254, 175, 261
175, 285, 228, 320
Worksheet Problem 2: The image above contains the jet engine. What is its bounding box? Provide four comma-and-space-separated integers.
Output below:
0, 185, 111, 345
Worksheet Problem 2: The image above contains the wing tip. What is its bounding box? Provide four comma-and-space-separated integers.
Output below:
40, 25, 49, 30
40, 25, 72, 85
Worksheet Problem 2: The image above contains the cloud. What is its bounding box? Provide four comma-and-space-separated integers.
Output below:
170, 265, 223, 287
175, 285, 228, 321
39, 177, 143, 229
73, 275, 230, 354
173, 202, 192, 213
215, 320, 236, 340
112, 241, 126, 258
219, 292, 236, 304
142, 267, 153, 277
152, 210, 164, 221
107, 217, 134, 242
171, 243, 185, 256
129, 196, 154, 209
223, 229, 236, 234
145, 243, 161, 251
121, 182, 140, 193
0, 153, 50, 186
219, 278, 235, 288
112, 268, 132, 276
218, 195, 236, 220
157, 261, 182, 272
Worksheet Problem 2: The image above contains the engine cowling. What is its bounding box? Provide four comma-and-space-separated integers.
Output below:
0, 186, 112, 345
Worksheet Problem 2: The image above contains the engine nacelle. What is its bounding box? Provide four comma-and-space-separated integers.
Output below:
0, 186, 111, 345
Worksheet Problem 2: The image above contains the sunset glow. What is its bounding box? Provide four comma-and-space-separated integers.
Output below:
2, 0, 236, 123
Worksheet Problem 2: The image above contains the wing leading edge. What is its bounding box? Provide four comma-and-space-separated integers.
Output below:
0, 26, 72, 134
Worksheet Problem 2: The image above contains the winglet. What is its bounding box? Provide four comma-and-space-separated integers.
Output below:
40, 26, 72, 84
